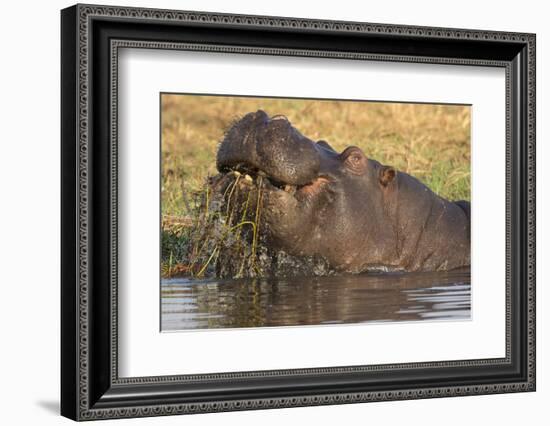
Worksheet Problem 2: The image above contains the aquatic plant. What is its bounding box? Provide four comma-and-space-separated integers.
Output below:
162, 171, 334, 279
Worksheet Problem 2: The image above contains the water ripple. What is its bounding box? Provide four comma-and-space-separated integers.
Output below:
161, 268, 471, 331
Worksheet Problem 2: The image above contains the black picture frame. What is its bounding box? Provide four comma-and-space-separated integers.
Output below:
61, 3, 536, 421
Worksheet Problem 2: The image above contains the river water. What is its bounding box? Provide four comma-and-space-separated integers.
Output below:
161, 268, 470, 331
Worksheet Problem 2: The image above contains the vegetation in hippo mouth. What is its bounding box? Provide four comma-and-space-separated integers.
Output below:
165, 168, 336, 279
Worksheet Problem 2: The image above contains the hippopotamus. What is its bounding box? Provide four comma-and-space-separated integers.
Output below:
216, 110, 470, 273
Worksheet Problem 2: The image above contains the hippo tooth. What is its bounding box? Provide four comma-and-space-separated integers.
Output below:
244, 174, 253, 183
232, 170, 241, 177
284, 184, 296, 194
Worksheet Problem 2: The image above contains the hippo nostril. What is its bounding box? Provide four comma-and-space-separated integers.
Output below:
252, 110, 269, 123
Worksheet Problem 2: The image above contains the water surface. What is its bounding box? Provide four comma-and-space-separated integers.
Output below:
161, 269, 470, 331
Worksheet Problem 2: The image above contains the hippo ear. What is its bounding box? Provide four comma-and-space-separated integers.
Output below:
379, 166, 396, 186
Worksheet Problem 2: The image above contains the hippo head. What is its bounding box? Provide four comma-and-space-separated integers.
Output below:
216, 110, 470, 273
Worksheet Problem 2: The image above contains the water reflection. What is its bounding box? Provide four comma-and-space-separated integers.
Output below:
161, 269, 470, 331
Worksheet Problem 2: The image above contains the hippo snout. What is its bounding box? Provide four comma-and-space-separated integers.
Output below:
217, 110, 320, 186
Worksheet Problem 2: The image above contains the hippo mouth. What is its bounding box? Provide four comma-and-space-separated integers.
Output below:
216, 110, 331, 199
233, 163, 330, 196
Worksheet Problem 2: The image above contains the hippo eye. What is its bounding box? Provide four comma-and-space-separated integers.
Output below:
341, 146, 367, 175
348, 153, 362, 164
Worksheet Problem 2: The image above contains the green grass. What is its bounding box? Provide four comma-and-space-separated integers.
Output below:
161, 95, 471, 277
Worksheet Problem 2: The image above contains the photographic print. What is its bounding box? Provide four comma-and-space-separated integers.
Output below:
160, 94, 471, 331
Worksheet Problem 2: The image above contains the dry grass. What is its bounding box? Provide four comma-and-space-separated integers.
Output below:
161, 94, 470, 278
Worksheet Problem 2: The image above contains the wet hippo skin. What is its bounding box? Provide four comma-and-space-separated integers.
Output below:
216, 110, 470, 273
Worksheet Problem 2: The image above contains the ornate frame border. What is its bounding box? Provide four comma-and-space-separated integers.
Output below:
110, 40, 512, 384
61, 3, 535, 421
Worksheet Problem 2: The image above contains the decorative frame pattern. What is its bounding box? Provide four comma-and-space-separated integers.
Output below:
61, 3, 536, 421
